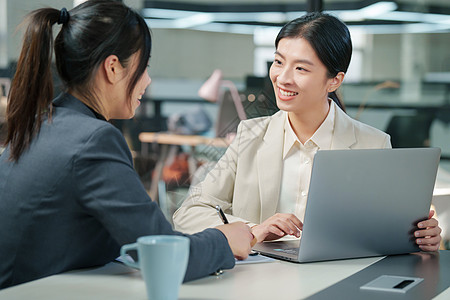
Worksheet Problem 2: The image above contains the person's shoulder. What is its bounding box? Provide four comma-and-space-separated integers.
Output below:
55, 105, 118, 133
349, 116, 388, 138
52, 94, 119, 134
335, 105, 388, 139
50, 106, 123, 152
238, 110, 283, 134
242, 110, 282, 124
341, 112, 391, 148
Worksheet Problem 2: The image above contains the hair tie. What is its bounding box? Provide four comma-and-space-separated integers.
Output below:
58, 8, 70, 25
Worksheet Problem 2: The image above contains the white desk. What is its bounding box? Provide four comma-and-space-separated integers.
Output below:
1, 254, 449, 300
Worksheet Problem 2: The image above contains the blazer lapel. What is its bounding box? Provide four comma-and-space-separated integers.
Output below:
257, 111, 285, 222
331, 104, 357, 149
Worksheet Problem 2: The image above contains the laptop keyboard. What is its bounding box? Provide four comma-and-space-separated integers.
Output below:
275, 247, 299, 255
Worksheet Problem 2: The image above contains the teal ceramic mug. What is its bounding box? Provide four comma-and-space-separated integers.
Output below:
120, 235, 190, 300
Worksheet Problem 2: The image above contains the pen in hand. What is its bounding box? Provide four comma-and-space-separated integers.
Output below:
216, 205, 229, 224
215, 205, 258, 250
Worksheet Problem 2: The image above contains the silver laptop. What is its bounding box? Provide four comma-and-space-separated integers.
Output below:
252, 148, 441, 263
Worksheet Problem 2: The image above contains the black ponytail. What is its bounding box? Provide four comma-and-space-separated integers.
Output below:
6, 8, 60, 161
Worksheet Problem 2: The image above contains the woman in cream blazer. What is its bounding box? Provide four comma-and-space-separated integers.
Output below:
174, 12, 441, 251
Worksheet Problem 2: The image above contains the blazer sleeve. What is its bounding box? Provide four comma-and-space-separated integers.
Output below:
72, 124, 234, 281
173, 122, 257, 234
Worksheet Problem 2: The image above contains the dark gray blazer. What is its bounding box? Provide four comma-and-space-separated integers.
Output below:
0, 93, 234, 289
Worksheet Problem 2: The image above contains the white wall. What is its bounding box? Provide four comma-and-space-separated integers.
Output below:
367, 34, 402, 81
4, 0, 142, 66
6, 0, 73, 65
428, 33, 450, 72
150, 28, 254, 80
363, 32, 450, 82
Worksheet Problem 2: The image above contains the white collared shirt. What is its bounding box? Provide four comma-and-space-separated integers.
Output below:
277, 101, 336, 221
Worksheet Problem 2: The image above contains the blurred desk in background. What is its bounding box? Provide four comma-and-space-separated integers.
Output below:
142, 97, 210, 131
139, 132, 230, 216
139, 132, 229, 149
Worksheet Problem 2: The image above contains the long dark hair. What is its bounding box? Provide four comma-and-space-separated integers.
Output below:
5, 0, 151, 161
275, 12, 352, 111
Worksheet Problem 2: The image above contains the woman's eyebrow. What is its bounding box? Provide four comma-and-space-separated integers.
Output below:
274, 51, 314, 66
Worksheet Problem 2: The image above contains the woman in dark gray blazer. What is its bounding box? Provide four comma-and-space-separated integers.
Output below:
0, 0, 253, 289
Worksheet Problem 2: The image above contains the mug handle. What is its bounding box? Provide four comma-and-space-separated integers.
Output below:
120, 243, 139, 269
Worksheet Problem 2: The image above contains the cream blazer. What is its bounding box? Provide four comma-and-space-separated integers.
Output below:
173, 104, 392, 234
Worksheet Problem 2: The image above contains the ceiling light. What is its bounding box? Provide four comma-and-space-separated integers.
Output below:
370, 11, 450, 25
142, 1, 450, 35
359, 1, 398, 18
338, 1, 397, 22
142, 8, 197, 19
173, 13, 213, 28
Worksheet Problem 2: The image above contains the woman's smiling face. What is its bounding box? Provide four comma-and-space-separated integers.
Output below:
269, 37, 336, 114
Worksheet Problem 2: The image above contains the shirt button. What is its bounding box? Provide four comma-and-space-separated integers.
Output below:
305, 159, 311, 164
301, 191, 307, 197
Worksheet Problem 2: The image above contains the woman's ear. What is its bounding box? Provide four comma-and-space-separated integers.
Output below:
327, 72, 345, 93
103, 55, 124, 84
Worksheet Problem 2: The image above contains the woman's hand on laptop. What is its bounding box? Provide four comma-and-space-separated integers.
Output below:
414, 210, 442, 252
251, 213, 303, 243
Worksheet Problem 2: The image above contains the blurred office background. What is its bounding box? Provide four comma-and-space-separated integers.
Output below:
1, 1, 450, 242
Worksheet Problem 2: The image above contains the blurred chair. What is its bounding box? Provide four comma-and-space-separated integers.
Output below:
385, 112, 435, 148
